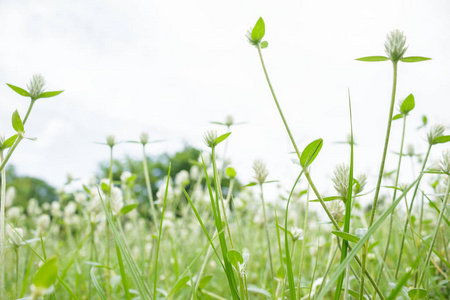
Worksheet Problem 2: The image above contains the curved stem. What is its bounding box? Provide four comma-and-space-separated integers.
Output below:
23, 99, 35, 125
259, 184, 275, 293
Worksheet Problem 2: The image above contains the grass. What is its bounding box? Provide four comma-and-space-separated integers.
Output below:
0, 17, 448, 300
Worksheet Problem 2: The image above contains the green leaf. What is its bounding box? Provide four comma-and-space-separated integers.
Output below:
198, 275, 213, 290
251, 17, 265, 42
260, 41, 268, 49
348, 290, 367, 299
119, 204, 138, 216
12, 110, 24, 133
225, 167, 236, 178
433, 135, 450, 144
276, 266, 285, 278
227, 249, 243, 271
331, 231, 360, 243
408, 288, 428, 300
214, 132, 231, 146
82, 185, 91, 194
392, 114, 404, 120
244, 182, 257, 187
2, 134, 18, 148
355, 56, 389, 62
38, 90, 64, 99
400, 94, 415, 114
6, 84, 30, 97
33, 256, 58, 289
300, 138, 323, 167
309, 196, 344, 202
167, 275, 191, 297
401, 56, 431, 63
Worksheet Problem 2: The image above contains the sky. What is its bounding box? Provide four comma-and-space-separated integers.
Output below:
0, 0, 449, 200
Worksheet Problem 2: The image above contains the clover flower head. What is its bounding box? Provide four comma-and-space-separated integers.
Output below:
252, 159, 269, 184
384, 30, 408, 62
225, 115, 234, 127
106, 135, 116, 147
332, 163, 350, 199
440, 150, 450, 175
291, 227, 304, 242
203, 130, 217, 148
427, 124, 445, 145
327, 200, 345, 223
140, 132, 149, 145
27, 74, 46, 99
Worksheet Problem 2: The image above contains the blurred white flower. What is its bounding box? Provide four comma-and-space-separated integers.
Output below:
355, 228, 368, 239
291, 227, 304, 241
64, 201, 77, 218
175, 170, 190, 186
238, 250, 250, 275
36, 214, 50, 233
190, 165, 200, 180
111, 186, 124, 215
121, 171, 132, 184
27, 198, 42, 216
74, 192, 87, 204
7, 226, 23, 246
5, 186, 16, 208
6, 206, 22, 222
51, 201, 61, 218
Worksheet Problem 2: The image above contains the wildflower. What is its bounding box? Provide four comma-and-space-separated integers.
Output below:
175, 170, 190, 187
327, 200, 345, 223
64, 201, 77, 218
354, 173, 367, 195
384, 30, 408, 62
0, 134, 5, 150
291, 227, 304, 242
5, 186, 16, 208
332, 164, 350, 199
36, 214, 50, 233
27, 198, 41, 216
225, 115, 234, 127
140, 132, 149, 145
253, 159, 269, 185
7, 226, 23, 246
440, 150, 450, 175
51, 201, 61, 218
203, 130, 217, 148
120, 171, 132, 184
106, 134, 116, 147
6, 206, 22, 222
427, 124, 445, 145
355, 228, 368, 239
190, 165, 200, 180
111, 186, 124, 215
74, 192, 87, 204
238, 250, 250, 276
27, 74, 46, 99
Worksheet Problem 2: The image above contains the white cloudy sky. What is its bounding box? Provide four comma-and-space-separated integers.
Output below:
0, 0, 449, 199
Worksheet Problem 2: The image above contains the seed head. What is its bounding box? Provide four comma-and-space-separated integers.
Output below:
252, 159, 269, 185
427, 124, 446, 145
203, 130, 217, 148
327, 200, 345, 223
106, 134, 116, 147
140, 132, 149, 145
384, 30, 408, 62
440, 150, 450, 175
27, 74, 46, 99
332, 163, 350, 199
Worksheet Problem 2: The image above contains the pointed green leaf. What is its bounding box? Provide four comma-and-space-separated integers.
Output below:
227, 249, 243, 271
167, 275, 191, 297
260, 41, 268, 49
348, 290, 367, 299
300, 138, 323, 167
119, 204, 138, 216
392, 114, 404, 120
331, 231, 360, 243
400, 94, 415, 114
251, 17, 265, 42
198, 275, 213, 290
408, 288, 428, 300
214, 132, 231, 146
433, 135, 450, 144
244, 182, 257, 187
33, 256, 58, 289
12, 110, 24, 133
2, 134, 18, 148
355, 56, 389, 62
401, 56, 431, 63
82, 185, 91, 194
309, 196, 344, 202
6, 84, 30, 97
38, 90, 64, 99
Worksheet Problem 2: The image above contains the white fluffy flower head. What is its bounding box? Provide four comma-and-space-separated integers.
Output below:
27, 74, 46, 99
384, 30, 408, 62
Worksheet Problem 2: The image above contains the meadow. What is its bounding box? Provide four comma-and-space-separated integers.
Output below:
0, 17, 449, 299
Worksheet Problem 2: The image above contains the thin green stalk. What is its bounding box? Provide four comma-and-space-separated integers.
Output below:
296, 182, 310, 299
0, 151, 5, 298
258, 183, 275, 293
22, 99, 35, 125
105, 146, 113, 300
153, 164, 171, 297
373, 115, 407, 298
417, 175, 450, 286
142, 144, 157, 228
394, 144, 432, 278
15, 247, 19, 299
0, 135, 24, 173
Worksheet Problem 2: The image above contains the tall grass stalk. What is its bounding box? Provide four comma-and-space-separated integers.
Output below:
0, 150, 5, 298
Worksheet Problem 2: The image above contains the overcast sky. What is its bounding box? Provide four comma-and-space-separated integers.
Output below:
0, 0, 449, 199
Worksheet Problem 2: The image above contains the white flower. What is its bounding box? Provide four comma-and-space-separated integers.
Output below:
291, 227, 304, 241
27, 198, 41, 216
5, 186, 16, 208
384, 30, 408, 62
111, 187, 124, 215
253, 159, 269, 184
190, 165, 200, 180
7, 226, 23, 246
27, 74, 46, 99
6, 206, 22, 222
427, 124, 446, 145
332, 164, 350, 199
121, 171, 132, 184
203, 130, 218, 148
64, 201, 77, 218
175, 170, 190, 186
440, 150, 450, 175
156, 177, 173, 202
355, 228, 368, 239
74, 192, 87, 204
51, 201, 61, 217
36, 214, 50, 233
